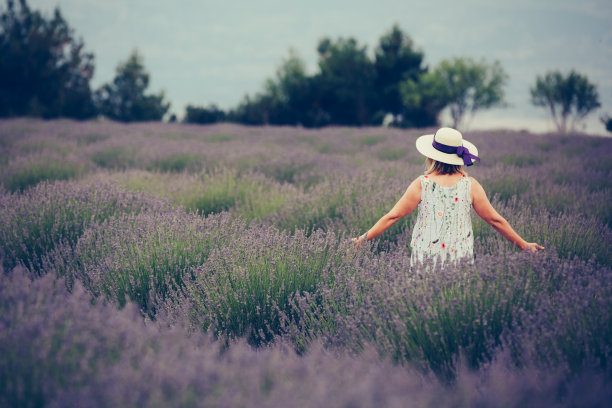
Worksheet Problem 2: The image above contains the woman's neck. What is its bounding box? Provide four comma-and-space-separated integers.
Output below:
427, 172, 464, 187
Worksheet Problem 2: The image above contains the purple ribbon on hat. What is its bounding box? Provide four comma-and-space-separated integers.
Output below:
432, 139, 481, 166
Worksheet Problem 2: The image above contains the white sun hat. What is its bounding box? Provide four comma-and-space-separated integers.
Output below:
415, 127, 480, 166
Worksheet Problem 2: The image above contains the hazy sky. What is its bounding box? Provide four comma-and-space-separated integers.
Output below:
29, 0, 612, 133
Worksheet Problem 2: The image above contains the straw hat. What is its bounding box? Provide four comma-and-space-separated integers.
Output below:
415, 127, 480, 166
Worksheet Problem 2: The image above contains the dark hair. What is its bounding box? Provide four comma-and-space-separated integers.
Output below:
425, 158, 465, 175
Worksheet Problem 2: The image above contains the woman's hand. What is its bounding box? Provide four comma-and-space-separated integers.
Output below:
352, 235, 365, 250
522, 242, 544, 252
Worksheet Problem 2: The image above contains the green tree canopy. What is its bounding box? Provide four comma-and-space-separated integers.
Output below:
374, 24, 425, 117
95, 50, 169, 122
184, 104, 226, 124
401, 57, 508, 129
531, 70, 600, 134
266, 49, 326, 126
315, 37, 377, 125
258, 49, 323, 126
229, 40, 379, 127
0, 0, 96, 118
220, 25, 439, 128
399, 72, 449, 127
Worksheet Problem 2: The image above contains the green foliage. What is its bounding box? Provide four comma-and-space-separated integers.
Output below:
253, 160, 316, 185
376, 147, 409, 161
91, 146, 137, 169
374, 24, 425, 120
315, 37, 377, 125
103, 169, 291, 223
297, 252, 580, 382
157, 132, 195, 140
184, 104, 226, 124
220, 26, 511, 129
205, 133, 237, 142
0, 0, 96, 118
264, 49, 323, 126
228, 49, 328, 127
353, 134, 387, 146
76, 133, 109, 146
400, 73, 449, 127
401, 57, 508, 129
226, 26, 437, 128
531, 70, 600, 134
63, 212, 238, 316
147, 152, 203, 173
599, 114, 612, 133
471, 197, 612, 267
0, 180, 162, 272
500, 154, 540, 167
95, 50, 170, 122
228, 93, 276, 125
1, 156, 85, 192
187, 228, 344, 345
18, 140, 71, 155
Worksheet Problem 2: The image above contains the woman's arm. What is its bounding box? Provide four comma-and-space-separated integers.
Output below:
355, 177, 421, 248
470, 177, 544, 252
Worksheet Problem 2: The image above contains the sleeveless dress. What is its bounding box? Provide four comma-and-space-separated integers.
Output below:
410, 174, 474, 266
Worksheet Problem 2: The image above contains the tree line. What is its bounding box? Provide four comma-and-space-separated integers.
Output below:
190, 32, 510, 130
0, 0, 606, 133
0, 0, 168, 123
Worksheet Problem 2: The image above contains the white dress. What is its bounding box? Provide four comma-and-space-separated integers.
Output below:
410, 174, 474, 266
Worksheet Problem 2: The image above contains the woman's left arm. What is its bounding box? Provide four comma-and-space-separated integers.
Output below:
355, 177, 421, 248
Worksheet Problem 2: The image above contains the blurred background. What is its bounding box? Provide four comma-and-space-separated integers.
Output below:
3, 0, 611, 133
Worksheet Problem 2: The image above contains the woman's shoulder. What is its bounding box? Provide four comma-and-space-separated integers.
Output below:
410, 176, 424, 188
403, 176, 422, 200
467, 176, 487, 196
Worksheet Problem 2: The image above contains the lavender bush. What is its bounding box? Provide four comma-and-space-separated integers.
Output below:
1, 153, 86, 192
0, 180, 169, 273
471, 196, 612, 266
50, 211, 244, 317
2, 267, 610, 408
183, 227, 349, 345
83, 168, 297, 223
290, 248, 611, 381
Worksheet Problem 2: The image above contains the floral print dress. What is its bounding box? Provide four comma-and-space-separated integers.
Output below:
410, 174, 473, 266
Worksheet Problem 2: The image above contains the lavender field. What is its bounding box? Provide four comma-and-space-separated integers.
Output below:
1, 118, 611, 407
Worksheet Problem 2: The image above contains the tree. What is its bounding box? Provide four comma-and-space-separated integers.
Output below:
401, 57, 508, 129
228, 47, 355, 127
0, 0, 96, 118
531, 70, 600, 134
184, 104, 226, 124
314, 37, 377, 125
239, 49, 312, 126
373, 24, 425, 120
399, 72, 450, 127
261, 49, 328, 127
95, 50, 169, 122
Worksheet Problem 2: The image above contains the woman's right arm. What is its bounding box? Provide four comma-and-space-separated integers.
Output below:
354, 177, 421, 248
470, 177, 544, 252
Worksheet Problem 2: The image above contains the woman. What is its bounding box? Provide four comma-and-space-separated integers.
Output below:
354, 127, 543, 265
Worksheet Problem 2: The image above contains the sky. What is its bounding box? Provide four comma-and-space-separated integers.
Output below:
28, 0, 612, 133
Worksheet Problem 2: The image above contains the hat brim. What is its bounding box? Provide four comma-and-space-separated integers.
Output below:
415, 134, 479, 166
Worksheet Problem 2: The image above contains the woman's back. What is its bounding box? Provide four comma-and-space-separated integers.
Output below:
410, 173, 473, 265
